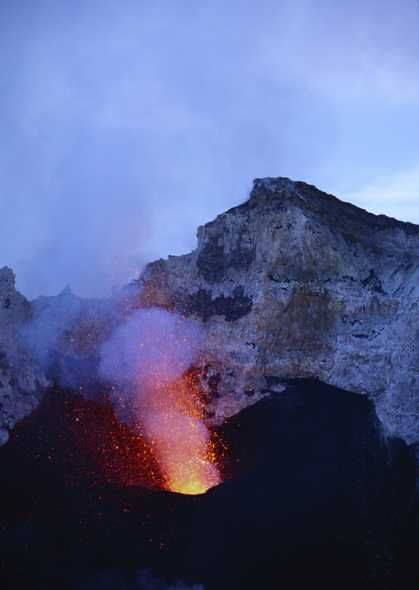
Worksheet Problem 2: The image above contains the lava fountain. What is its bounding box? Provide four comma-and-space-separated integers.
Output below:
139, 371, 221, 495
99, 308, 223, 496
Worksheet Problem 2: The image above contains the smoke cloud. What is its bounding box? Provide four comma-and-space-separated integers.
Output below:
20, 288, 84, 371
98, 308, 204, 392
18, 286, 120, 390
98, 308, 219, 495
0, 0, 418, 298
19, 294, 218, 493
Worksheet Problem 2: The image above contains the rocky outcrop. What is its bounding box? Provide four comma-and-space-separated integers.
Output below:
0, 268, 48, 444
1, 178, 418, 588
138, 178, 419, 452
1, 177, 419, 459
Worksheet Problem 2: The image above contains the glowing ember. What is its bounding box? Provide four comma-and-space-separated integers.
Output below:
99, 308, 223, 495
139, 372, 221, 495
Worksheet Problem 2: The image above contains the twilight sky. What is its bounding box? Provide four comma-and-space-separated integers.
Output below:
1, 0, 418, 298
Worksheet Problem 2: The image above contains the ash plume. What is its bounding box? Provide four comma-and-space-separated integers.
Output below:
98, 308, 219, 494
18, 291, 219, 493
98, 308, 204, 393
18, 286, 120, 390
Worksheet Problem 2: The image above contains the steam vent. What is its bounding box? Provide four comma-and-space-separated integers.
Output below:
1, 178, 418, 589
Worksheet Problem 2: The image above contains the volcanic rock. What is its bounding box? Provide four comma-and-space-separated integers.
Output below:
0, 267, 47, 444
188, 380, 417, 589
137, 178, 419, 458
0, 379, 416, 589
2, 177, 419, 471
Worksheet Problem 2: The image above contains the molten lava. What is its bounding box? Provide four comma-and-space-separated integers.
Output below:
139, 372, 221, 495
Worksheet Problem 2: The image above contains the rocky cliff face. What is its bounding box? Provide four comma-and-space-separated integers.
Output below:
0, 268, 48, 444
1, 177, 419, 459
138, 177, 419, 452
1, 177, 418, 588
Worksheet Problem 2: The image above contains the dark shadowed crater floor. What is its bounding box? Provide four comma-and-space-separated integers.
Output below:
0, 380, 417, 589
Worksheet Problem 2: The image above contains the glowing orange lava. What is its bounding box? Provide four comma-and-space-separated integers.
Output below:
139, 372, 221, 495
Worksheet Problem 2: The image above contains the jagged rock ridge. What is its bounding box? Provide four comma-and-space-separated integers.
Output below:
139, 177, 419, 454
0, 268, 47, 444
1, 177, 418, 463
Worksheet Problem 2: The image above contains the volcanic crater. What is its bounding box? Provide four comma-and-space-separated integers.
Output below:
1, 178, 419, 589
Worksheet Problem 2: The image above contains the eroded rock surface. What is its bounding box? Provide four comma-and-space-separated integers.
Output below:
1, 177, 419, 460
137, 177, 419, 450
0, 268, 48, 444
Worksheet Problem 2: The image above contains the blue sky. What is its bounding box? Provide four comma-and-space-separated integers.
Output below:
1, 0, 418, 297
